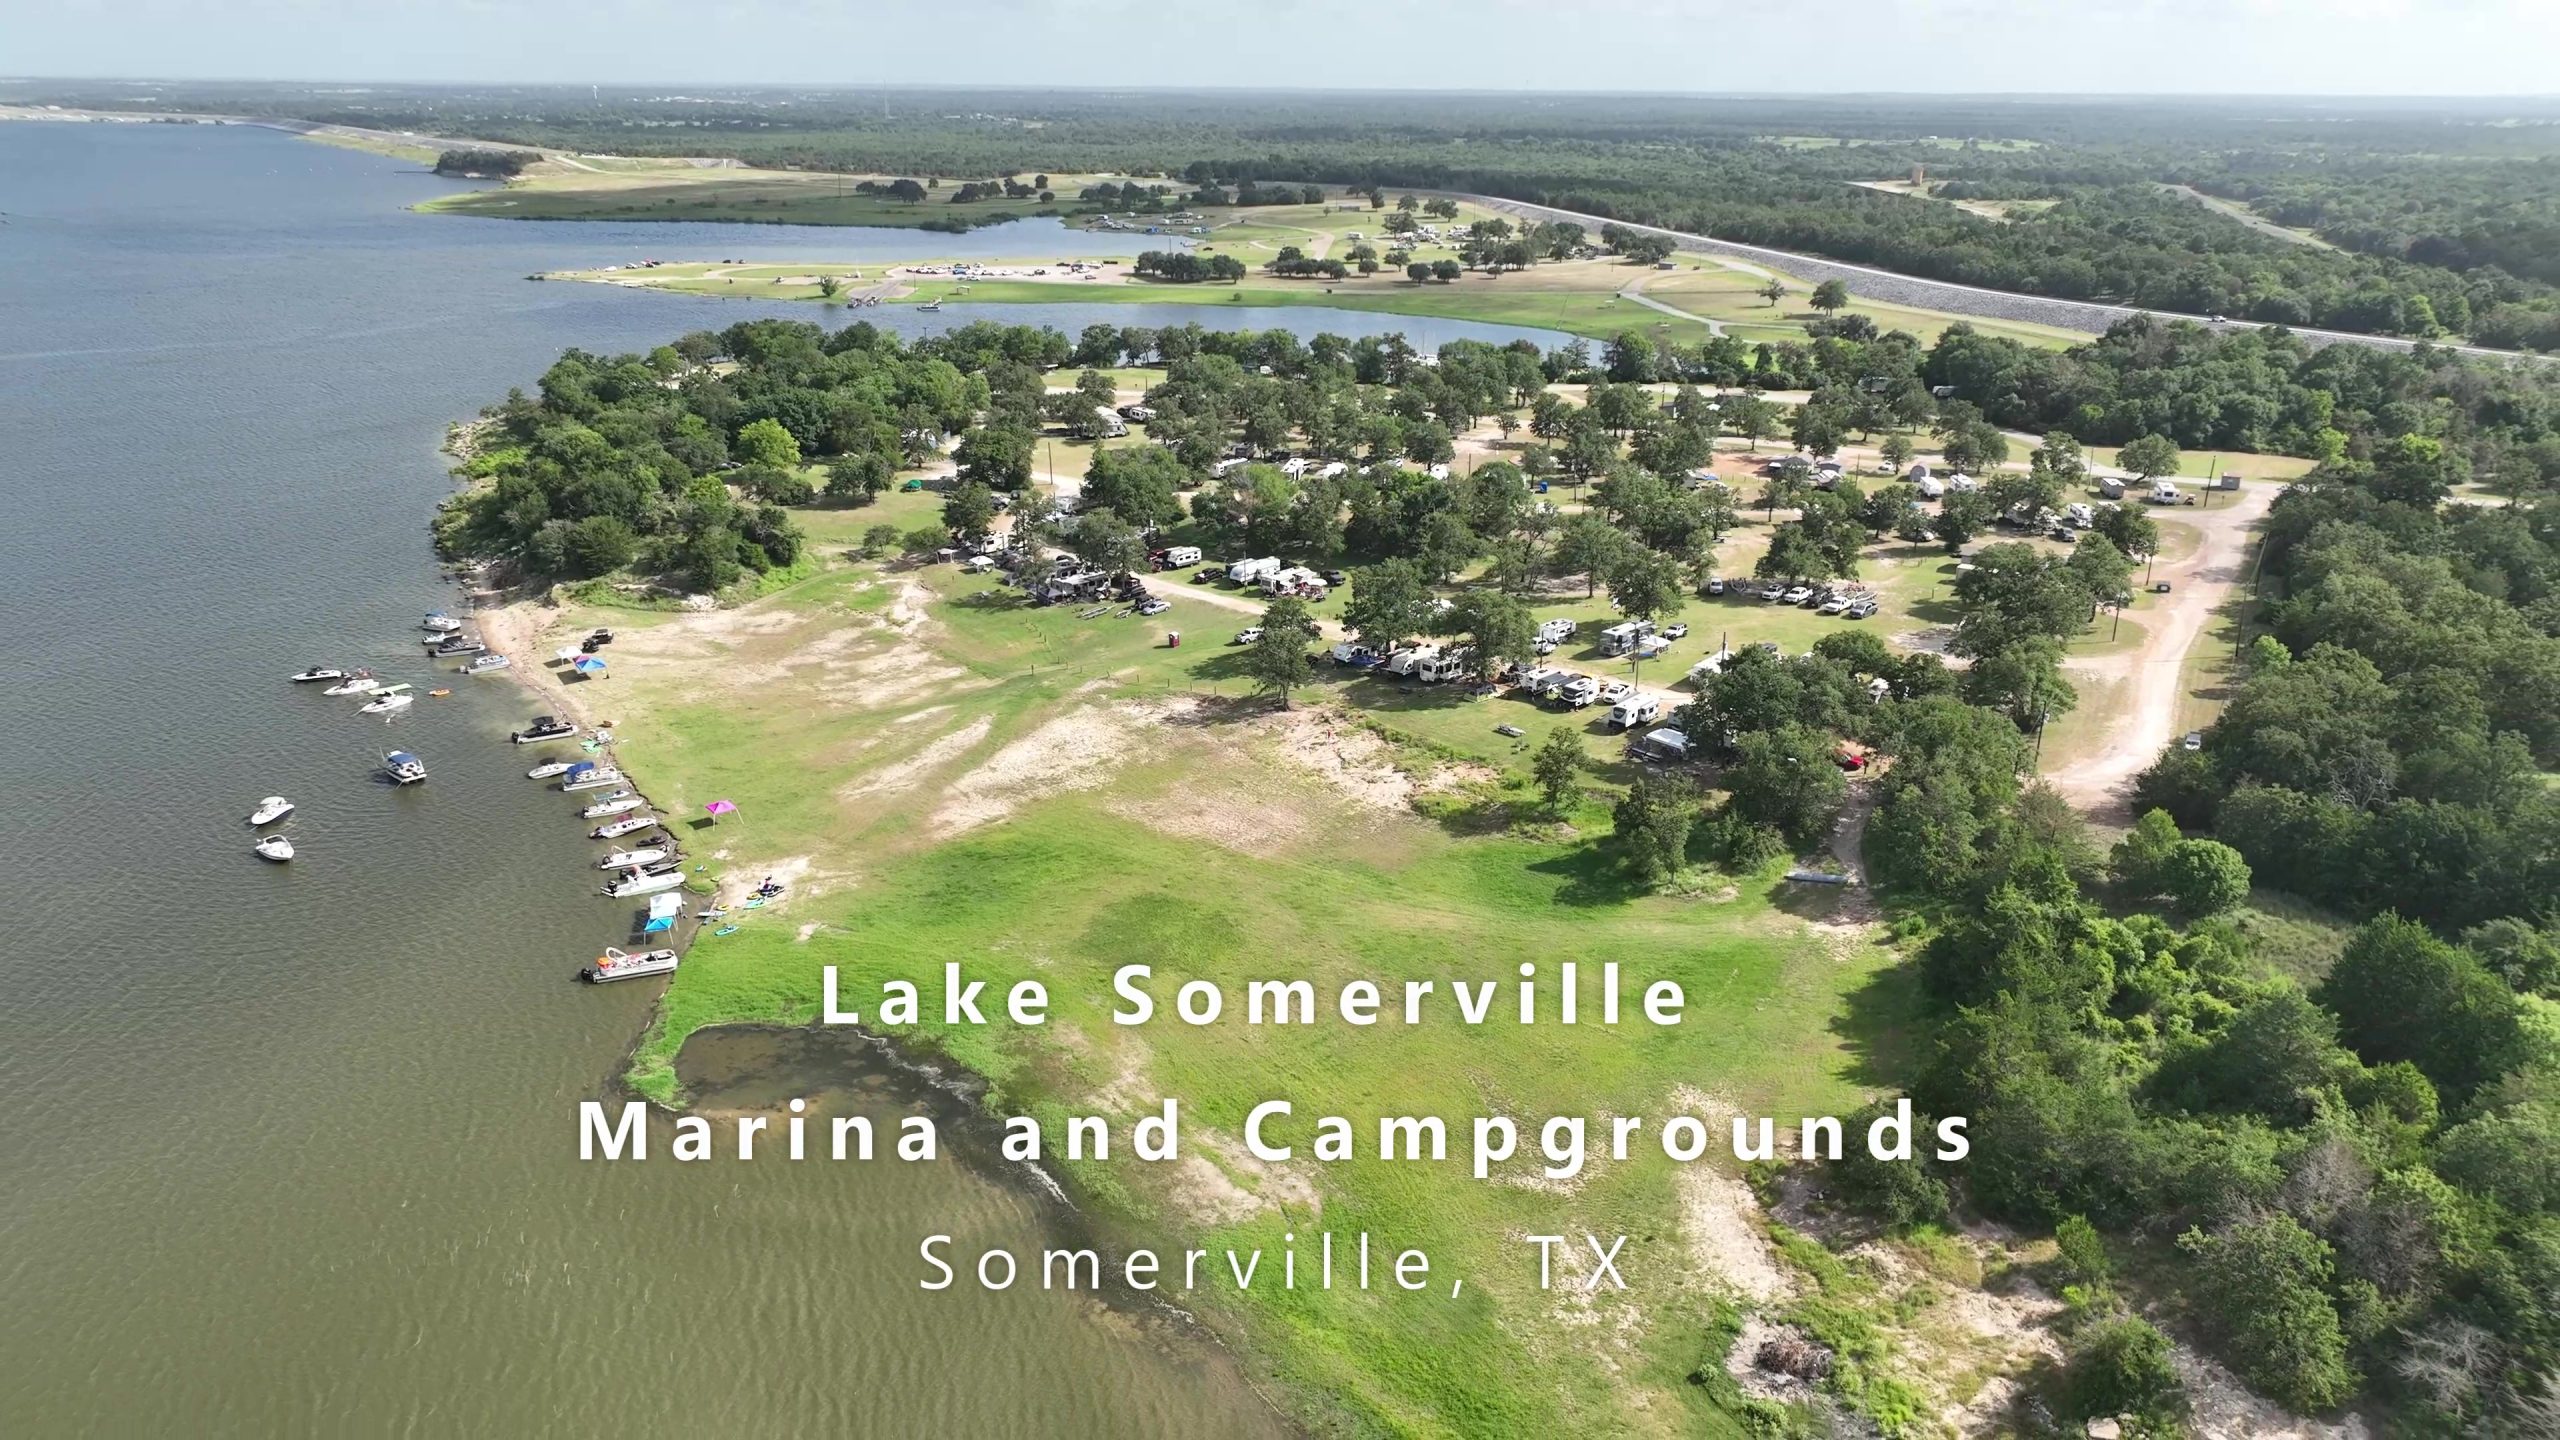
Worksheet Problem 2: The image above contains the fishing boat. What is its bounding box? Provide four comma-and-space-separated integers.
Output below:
383, 750, 428, 785
589, 812, 657, 840
601, 867, 686, 898
323, 672, 382, 697
581, 946, 679, 983
459, 653, 511, 674
358, 684, 414, 714
526, 759, 580, 780
559, 765, 626, 793
289, 666, 346, 684
254, 835, 295, 862
579, 793, 644, 820
599, 843, 671, 870
421, 612, 465, 634
511, 715, 578, 744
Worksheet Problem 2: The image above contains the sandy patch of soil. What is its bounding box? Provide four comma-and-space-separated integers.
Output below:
2174, 1348, 2368, 1440
1270, 708, 1414, 812
930, 699, 1186, 835
837, 713, 996, 804
1669, 1087, 1792, 1302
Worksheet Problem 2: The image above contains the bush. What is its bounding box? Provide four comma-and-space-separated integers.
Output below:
559, 514, 638, 577
2160, 838, 2252, 915
901, 524, 949, 554
738, 464, 816, 506
2179, 1214, 2356, 1413
2062, 1316, 2184, 1425
826, 452, 894, 504
1698, 808, 1788, 872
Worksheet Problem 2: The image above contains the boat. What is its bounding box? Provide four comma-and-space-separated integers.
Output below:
358, 685, 414, 714
421, 612, 465, 634
589, 812, 657, 840
599, 844, 671, 870
383, 750, 428, 785
323, 672, 382, 697
601, 867, 686, 898
428, 637, 486, 657
581, 946, 679, 983
559, 765, 626, 793
917, 299, 943, 312
579, 793, 644, 819
247, 796, 295, 826
254, 835, 295, 862
459, 653, 511, 674
289, 666, 346, 684
696, 905, 728, 921
511, 715, 578, 744
526, 759, 579, 779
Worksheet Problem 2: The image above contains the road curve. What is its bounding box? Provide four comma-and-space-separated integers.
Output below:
1452, 193, 2549, 365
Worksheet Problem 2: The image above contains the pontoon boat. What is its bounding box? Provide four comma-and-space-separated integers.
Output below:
581, 946, 679, 982
511, 716, 578, 744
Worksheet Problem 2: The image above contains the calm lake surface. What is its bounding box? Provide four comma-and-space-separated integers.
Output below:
0, 121, 1568, 1436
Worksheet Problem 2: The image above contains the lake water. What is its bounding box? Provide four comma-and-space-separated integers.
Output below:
0, 121, 1568, 1436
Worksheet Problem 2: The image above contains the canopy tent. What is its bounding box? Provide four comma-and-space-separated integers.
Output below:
704, 799, 739, 820
571, 655, 609, 675
641, 915, 676, 934
647, 894, 685, 919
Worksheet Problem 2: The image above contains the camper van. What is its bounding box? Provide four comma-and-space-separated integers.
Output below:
1607, 693, 1666, 731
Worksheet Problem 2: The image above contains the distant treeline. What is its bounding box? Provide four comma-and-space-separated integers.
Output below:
433, 148, 535, 178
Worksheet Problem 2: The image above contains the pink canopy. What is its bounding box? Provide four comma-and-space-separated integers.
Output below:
704, 800, 739, 817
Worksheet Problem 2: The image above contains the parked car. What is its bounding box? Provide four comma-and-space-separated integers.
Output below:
2182, 731, 2205, 751
1136, 599, 1170, 616
1705, 578, 1725, 595
1661, 623, 1689, 639
1782, 586, 1814, 606
1233, 627, 1263, 645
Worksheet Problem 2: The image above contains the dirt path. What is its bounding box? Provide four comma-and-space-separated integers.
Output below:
2045, 485, 2276, 819
1616, 270, 1727, 336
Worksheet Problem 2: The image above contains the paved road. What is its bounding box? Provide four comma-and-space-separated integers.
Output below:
1454, 192, 2548, 364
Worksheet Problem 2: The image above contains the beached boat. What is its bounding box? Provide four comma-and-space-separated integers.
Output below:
581, 946, 679, 983
427, 637, 486, 657
358, 685, 414, 714
526, 759, 579, 780
601, 867, 686, 898
254, 835, 295, 862
247, 796, 295, 826
383, 750, 428, 785
559, 765, 625, 793
323, 672, 382, 697
579, 792, 644, 819
459, 653, 511, 674
599, 843, 670, 870
421, 612, 465, 634
511, 715, 578, 744
589, 812, 656, 840
289, 666, 345, 684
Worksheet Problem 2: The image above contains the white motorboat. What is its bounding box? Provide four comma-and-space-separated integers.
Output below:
579, 792, 643, 819
383, 750, 428, 785
254, 835, 295, 862
460, 653, 512, 674
289, 666, 346, 684
358, 685, 415, 714
247, 796, 295, 826
582, 946, 679, 982
602, 868, 686, 899
323, 673, 382, 697
422, 612, 465, 634
559, 766, 626, 793
599, 844, 670, 870
589, 812, 657, 840
526, 759, 579, 780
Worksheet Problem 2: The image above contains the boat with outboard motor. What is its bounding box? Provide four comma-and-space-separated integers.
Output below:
248, 796, 294, 826
358, 685, 414, 714
383, 750, 428, 785
323, 672, 382, 697
579, 792, 644, 819
254, 834, 295, 862
589, 812, 657, 840
422, 612, 465, 634
598, 843, 671, 870
525, 759, 579, 780
581, 946, 679, 982
459, 653, 511, 674
601, 867, 686, 898
559, 765, 626, 793
511, 715, 578, 744
289, 666, 346, 684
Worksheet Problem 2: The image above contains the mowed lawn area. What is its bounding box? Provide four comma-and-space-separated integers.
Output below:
526, 544, 1911, 1437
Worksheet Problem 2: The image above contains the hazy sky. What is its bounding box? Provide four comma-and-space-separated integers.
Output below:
15, 0, 2560, 95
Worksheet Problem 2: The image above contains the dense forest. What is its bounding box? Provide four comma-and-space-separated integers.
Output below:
30, 81, 2560, 350
446, 277, 2560, 1427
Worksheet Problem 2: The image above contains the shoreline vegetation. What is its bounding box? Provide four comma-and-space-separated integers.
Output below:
439, 273, 2560, 1432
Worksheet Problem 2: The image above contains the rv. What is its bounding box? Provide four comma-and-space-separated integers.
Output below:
1536, 617, 1579, 645
1558, 677, 1603, 708
2064, 503, 2095, 528
1607, 693, 1666, 731
1686, 650, 1732, 687
1915, 476, 1946, 500
1597, 619, 1657, 657
1227, 555, 1282, 585
1212, 457, 1251, 479
1331, 642, 1383, 667
1631, 727, 1690, 763
1384, 646, 1439, 679
2148, 480, 2185, 505
1945, 473, 1981, 495
1091, 406, 1128, 438
2096, 476, 2127, 500
1156, 545, 1202, 569
1520, 667, 1572, 696
1415, 650, 1473, 683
